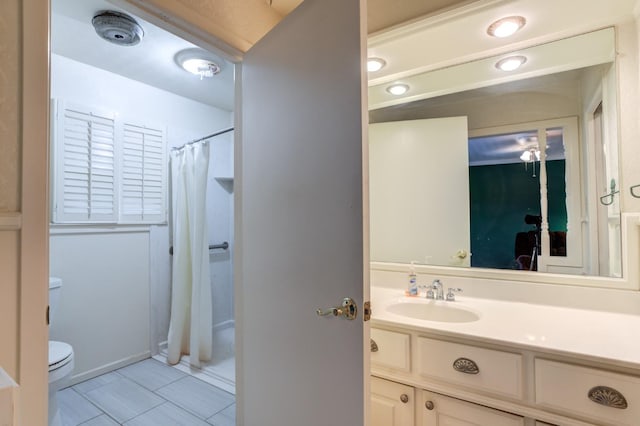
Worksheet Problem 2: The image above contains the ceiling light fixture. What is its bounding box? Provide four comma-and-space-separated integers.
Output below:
487, 16, 526, 38
520, 148, 540, 162
520, 147, 541, 177
175, 49, 223, 80
386, 84, 409, 96
495, 55, 527, 72
367, 58, 386, 72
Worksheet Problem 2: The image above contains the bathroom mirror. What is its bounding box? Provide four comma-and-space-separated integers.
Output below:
368, 27, 623, 278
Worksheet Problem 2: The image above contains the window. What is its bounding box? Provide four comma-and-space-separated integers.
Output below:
121, 122, 166, 222
52, 100, 167, 224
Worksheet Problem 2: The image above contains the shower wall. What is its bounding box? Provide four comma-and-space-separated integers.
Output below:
207, 132, 235, 328
50, 54, 233, 381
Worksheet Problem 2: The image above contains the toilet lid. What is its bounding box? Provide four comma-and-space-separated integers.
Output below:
49, 341, 73, 371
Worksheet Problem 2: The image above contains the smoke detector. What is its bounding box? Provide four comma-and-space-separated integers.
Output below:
92, 11, 144, 46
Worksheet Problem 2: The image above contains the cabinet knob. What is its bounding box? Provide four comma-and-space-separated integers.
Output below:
425, 400, 435, 410
400, 394, 409, 403
370, 339, 379, 353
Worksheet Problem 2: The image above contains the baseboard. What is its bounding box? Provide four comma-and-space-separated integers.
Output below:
67, 351, 151, 386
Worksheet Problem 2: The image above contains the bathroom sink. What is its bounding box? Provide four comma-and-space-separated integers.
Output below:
386, 301, 480, 323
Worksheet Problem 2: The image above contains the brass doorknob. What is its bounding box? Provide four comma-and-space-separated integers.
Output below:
316, 297, 357, 320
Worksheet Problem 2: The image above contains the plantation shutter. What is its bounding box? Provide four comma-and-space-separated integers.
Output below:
120, 122, 166, 222
53, 101, 117, 222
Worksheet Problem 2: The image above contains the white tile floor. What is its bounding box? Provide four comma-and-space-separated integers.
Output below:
58, 358, 235, 426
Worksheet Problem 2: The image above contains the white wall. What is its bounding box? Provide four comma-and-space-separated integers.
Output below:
49, 229, 151, 382
206, 131, 235, 327
50, 54, 234, 381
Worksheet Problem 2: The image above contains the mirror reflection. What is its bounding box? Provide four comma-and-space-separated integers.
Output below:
369, 29, 622, 277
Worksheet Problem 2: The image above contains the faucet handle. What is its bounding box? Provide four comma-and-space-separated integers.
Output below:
446, 287, 463, 301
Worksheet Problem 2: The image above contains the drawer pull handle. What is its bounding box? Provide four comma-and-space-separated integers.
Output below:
370, 339, 378, 352
425, 400, 435, 410
588, 386, 628, 409
452, 357, 479, 374
400, 394, 409, 403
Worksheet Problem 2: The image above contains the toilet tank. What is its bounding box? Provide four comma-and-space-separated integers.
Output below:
49, 277, 62, 325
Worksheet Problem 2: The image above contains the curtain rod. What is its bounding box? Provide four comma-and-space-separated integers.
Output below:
171, 126, 235, 151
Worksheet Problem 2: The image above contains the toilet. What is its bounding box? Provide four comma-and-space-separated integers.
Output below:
48, 277, 74, 426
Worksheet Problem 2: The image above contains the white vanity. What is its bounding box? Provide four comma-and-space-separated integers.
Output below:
370, 286, 640, 426
366, 1, 640, 424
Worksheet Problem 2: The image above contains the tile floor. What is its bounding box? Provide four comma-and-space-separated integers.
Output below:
58, 358, 235, 426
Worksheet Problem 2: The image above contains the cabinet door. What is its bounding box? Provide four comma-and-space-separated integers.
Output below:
420, 390, 524, 426
371, 377, 414, 426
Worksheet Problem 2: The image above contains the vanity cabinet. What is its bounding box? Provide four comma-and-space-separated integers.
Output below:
371, 376, 414, 426
371, 325, 640, 426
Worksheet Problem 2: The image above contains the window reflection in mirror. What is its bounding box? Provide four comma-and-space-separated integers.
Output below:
468, 128, 560, 271
468, 119, 577, 273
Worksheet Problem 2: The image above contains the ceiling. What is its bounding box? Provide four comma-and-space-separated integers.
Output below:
52, 0, 638, 114
51, 0, 473, 112
367, 0, 637, 87
52, 0, 236, 110
269, 0, 472, 34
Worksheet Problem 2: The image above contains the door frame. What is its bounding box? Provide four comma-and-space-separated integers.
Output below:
18, 0, 51, 424
23, 1, 369, 424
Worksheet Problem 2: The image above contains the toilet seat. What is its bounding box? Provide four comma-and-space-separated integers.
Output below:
49, 340, 73, 383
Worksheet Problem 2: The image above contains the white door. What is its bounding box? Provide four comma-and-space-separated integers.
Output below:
369, 117, 470, 267
238, 0, 367, 425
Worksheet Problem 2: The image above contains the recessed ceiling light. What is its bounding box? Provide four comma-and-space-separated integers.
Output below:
367, 58, 386, 72
495, 55, 527, 72
386, 84, 409, 96
175, 49, 223, 79
487, 16, 526, 38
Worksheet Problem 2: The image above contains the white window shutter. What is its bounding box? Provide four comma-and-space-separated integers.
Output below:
53, 101, 117, 223
120, 122, 166, 223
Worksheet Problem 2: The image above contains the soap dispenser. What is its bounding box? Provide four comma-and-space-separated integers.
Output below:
407, 261, 418, 296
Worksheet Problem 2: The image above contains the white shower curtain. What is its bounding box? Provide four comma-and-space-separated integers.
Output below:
167, 142, 212, 367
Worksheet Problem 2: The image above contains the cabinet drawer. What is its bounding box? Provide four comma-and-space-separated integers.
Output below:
371, 328, 410, 372
420, 390, 524, 426
417, 337, 523, 398
535, 359, 640, 426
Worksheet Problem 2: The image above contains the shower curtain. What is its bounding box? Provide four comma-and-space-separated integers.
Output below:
167, 142, 212, 367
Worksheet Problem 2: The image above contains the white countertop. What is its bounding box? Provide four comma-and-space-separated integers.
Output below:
372, 286, 640, 369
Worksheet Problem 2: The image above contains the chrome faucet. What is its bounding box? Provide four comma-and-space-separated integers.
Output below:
427, 279, 444, 300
